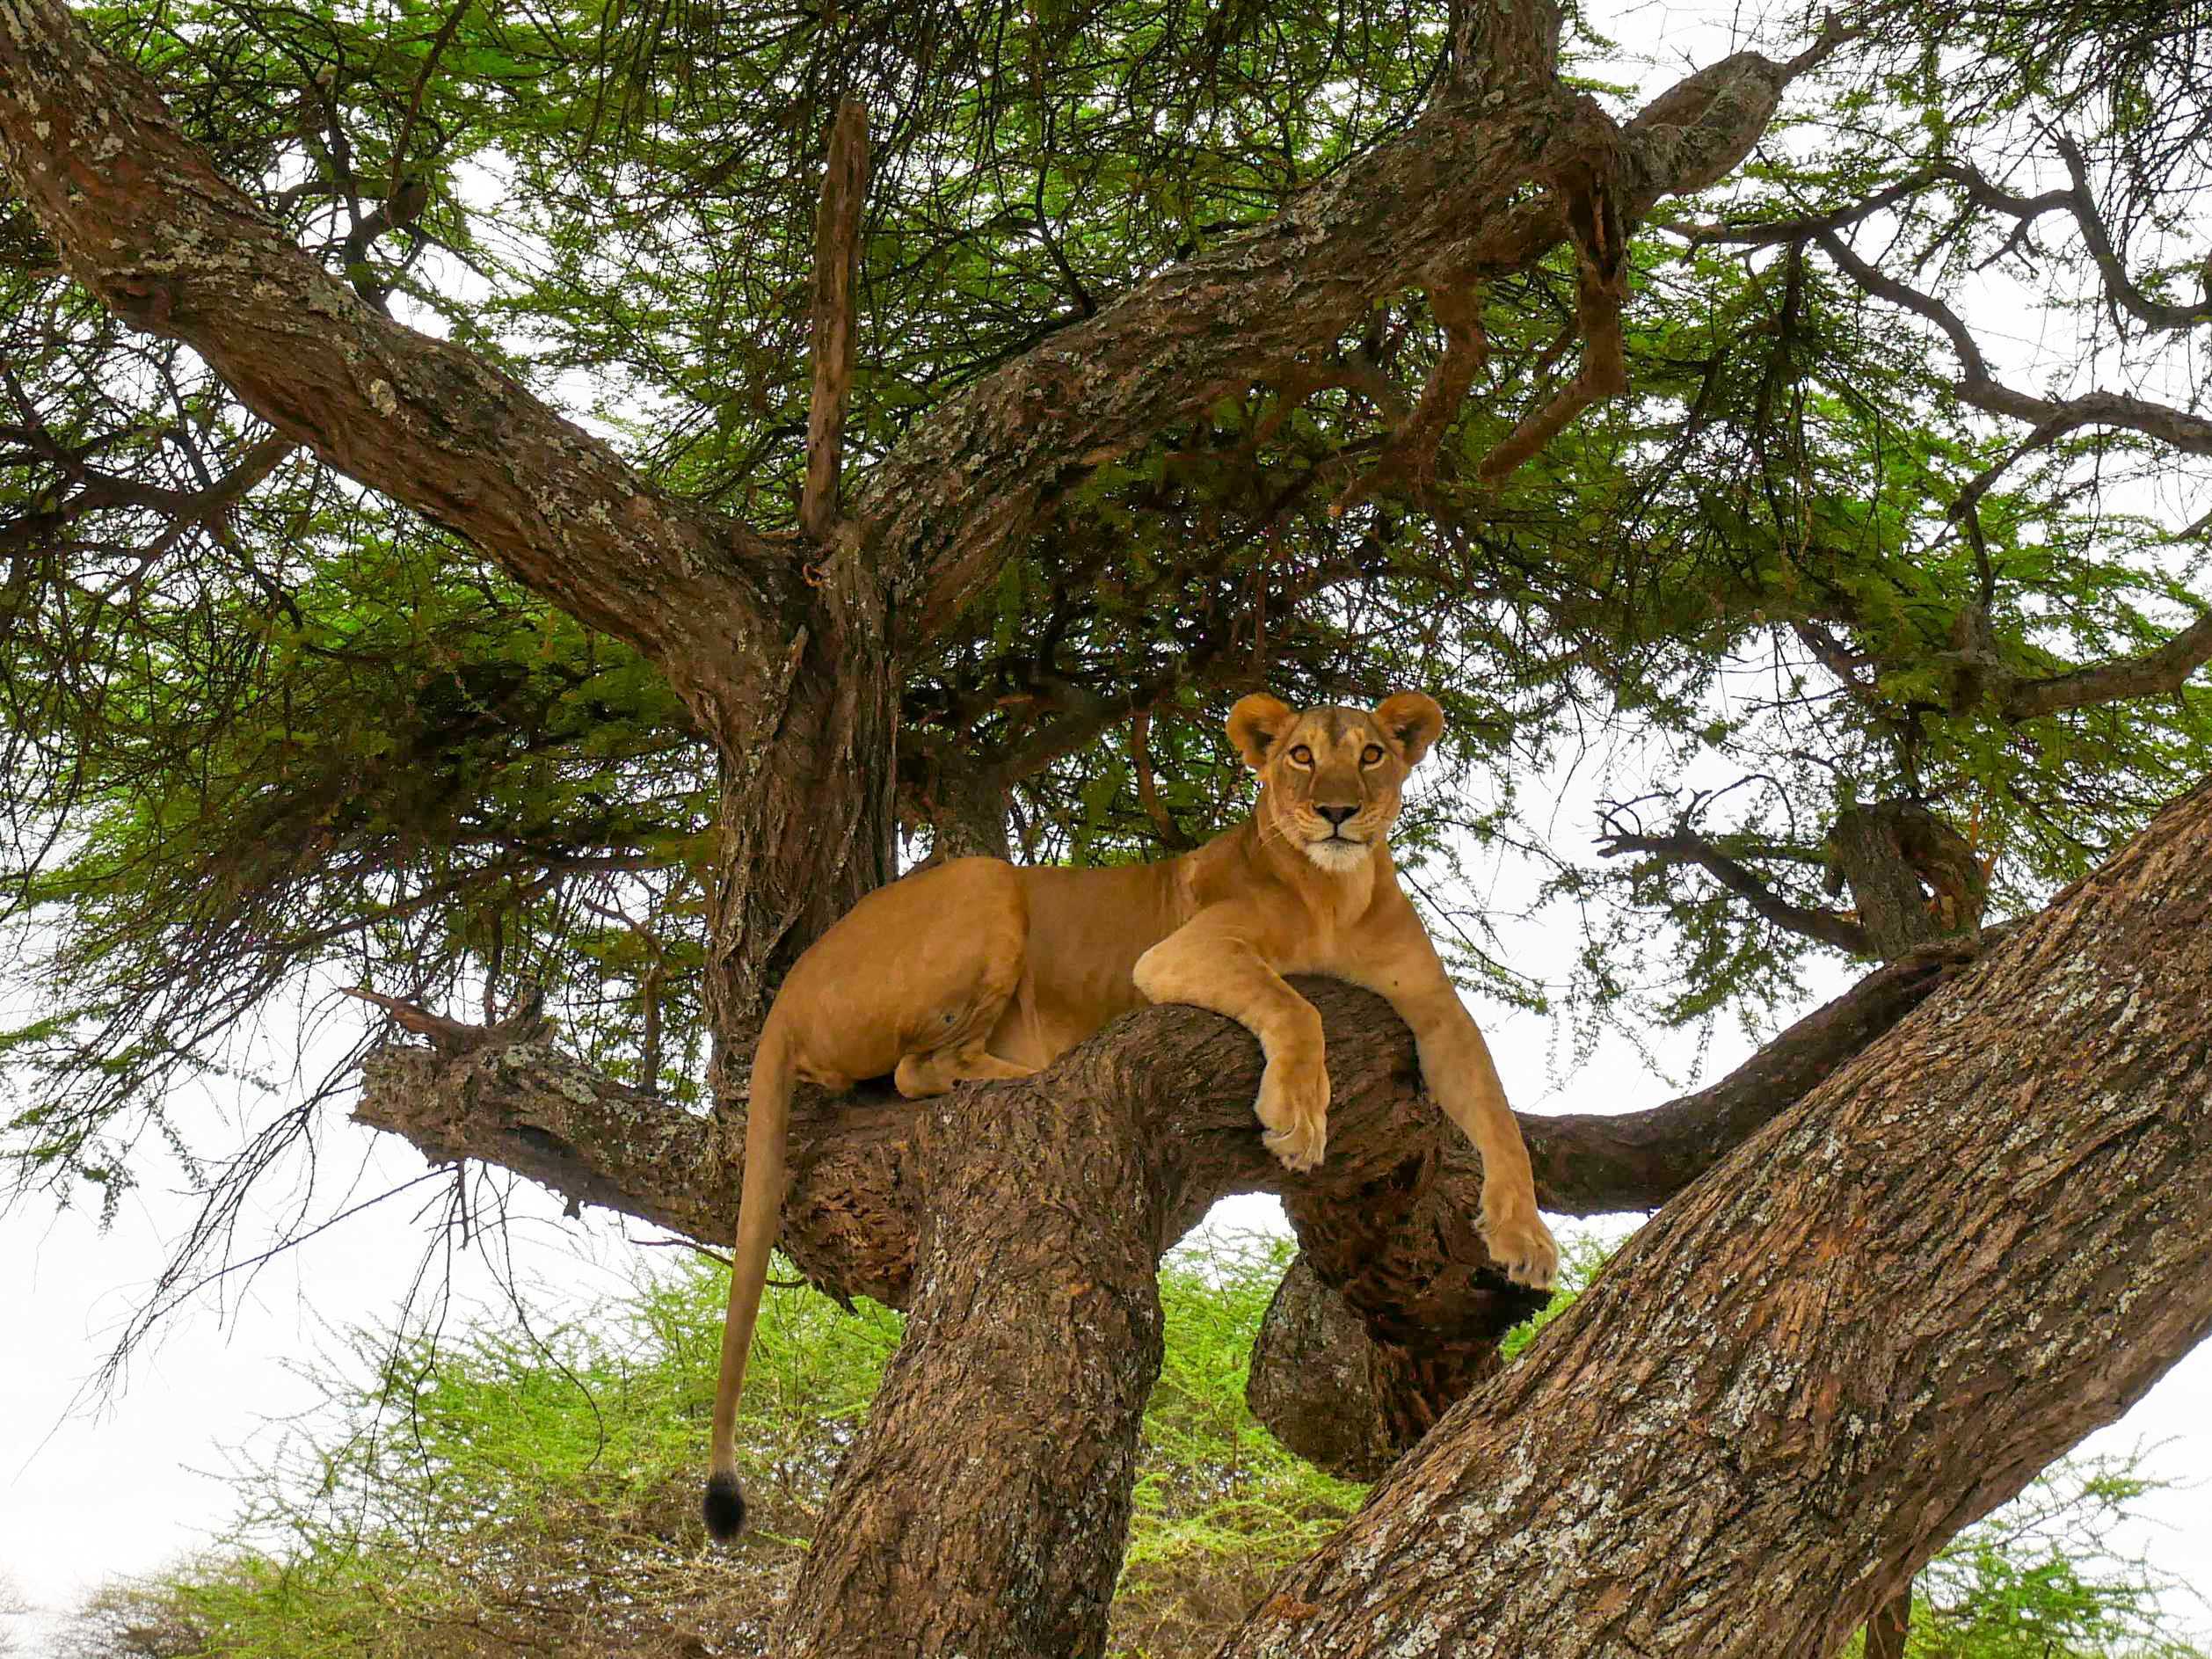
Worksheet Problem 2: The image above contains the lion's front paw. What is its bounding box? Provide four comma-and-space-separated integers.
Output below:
1255, 1057, 1329, 1173
1481, 1197, 1559, 1292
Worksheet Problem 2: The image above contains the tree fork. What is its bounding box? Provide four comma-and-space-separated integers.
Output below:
1216, 774, 2212, 1657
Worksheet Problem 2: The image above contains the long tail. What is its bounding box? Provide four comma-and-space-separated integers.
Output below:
702, 1015, 794, 1542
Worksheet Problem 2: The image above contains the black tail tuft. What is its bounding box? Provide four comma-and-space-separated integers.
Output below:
702, 1472, 748, 1542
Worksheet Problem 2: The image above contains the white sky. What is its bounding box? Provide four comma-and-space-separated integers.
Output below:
5, 0, 2211, 1648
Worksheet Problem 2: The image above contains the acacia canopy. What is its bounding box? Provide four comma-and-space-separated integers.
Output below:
4, 0, 2208, 1212
4, 0, 2212, 1648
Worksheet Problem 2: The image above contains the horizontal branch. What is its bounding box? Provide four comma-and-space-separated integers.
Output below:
1518, 934, 1990, 1212
353, 1039, 924, 1306
353, 927, 1983, 1315
1999, 608, 2212, 720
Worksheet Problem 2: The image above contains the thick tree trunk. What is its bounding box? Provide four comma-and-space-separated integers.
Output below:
702, 544, 898, 1060
355, 937, 1999, 1657
1865, 1585, 1910, 1659
1247, 938, 1984, 1474
1215, 775, 2212, 1658
1826, 799, 1987, 959
776, 1045, 1181, 1658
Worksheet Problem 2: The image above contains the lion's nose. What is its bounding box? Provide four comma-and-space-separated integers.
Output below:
1316, 804, 1357, 826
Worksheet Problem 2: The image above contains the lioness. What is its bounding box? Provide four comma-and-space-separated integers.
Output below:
702, 690, 1558, 1539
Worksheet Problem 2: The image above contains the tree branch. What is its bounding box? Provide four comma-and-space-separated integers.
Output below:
2050, 134, 2212, 333
1518, 933, 1990, 1211
1999, 608, 2212, 720
354, 927, 1984, 1316
1817, 229, 2212, 456
1597, 819, 1875, 956
861, 21, 1849, 653
0, 0, 796, 727
1473, 176, 1629, 484
1330, 284, 1488, 516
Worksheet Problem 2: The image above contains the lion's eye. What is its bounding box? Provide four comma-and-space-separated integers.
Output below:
1289, 745, 1313, 766
1361, 744, 1385, 766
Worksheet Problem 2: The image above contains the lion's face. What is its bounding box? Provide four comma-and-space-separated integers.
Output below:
1226, 692, 1444, 874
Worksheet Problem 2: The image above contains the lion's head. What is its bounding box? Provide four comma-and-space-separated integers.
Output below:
1226, 691, 1444, 873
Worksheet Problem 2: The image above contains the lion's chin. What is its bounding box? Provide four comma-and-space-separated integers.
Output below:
1301, 836, 1370, 873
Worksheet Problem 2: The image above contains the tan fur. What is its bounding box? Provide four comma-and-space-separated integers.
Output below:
702, 691, 1558, 1537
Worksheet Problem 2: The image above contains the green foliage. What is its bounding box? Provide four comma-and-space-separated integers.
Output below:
1117, 1234, 1368, 1652
4, 0, 2212, 1359
52, 1229, 2204, 1658
53, 1233, 1369, 1659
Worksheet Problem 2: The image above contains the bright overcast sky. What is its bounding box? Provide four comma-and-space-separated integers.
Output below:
5, 0, 2211, 1648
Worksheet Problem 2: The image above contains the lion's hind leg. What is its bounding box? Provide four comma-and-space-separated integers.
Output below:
894, 1045, 1036, 1096
884, 857, 1037, 1100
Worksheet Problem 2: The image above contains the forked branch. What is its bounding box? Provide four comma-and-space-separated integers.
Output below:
1475, 153, 1632, 485
1597, 815, 1874, 956
1332, 283, 1488, 515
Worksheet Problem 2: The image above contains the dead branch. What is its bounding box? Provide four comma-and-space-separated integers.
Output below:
1597, 817, 1874, 956
801, 99, 870, 544
342, 984, 549, 1055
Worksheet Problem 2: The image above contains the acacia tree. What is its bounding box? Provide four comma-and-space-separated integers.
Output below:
4, 0, 2211, 1654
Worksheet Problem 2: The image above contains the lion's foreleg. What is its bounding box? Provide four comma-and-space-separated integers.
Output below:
1133, 908, 1330, 1171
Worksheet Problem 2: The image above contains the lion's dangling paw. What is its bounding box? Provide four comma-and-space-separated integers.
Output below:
1255, 1057, 1329, 1172
1481, 1199, 1560, 1292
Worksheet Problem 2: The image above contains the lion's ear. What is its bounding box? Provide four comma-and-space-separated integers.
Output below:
1226, 694, 1296, 771
1372, 692, 1444, 767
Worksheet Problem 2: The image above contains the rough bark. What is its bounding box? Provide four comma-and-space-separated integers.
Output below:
354, 1038, 923, 1307
1248, 1255, 1405, 1481
1215, 775, 2212, 1658
776, 1045, 1179, 1659
1825, 799, 1986, 959
1865, 1585, 1911, 1659
355, 942, 1997, 1654
702, 535, 898, 1056
1247, 937, 1987, 1473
